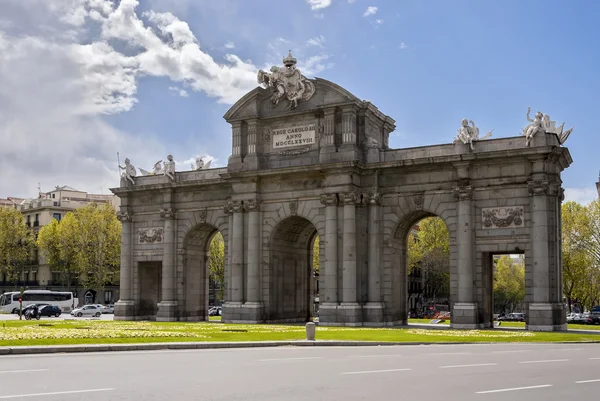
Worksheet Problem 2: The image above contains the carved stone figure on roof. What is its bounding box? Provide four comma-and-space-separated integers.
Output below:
522, 107, 574, 146
119, 158, 136, 185
453, 119, 493, 151
163, 155, 176, 181
257, 51, 316, 111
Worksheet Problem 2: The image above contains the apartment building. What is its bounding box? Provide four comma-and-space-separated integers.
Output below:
0, 186, 121, 306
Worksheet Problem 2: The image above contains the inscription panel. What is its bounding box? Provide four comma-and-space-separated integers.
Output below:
272, 124, 316, 148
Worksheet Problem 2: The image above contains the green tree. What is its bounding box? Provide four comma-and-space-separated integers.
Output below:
493, 255, 525, 313
312, 235, 320, 274
407, 217, 450, 303
208, 232, 225, 301
0, 207, 34, 284
561, 201, 592, 312
38, 204, 121, 290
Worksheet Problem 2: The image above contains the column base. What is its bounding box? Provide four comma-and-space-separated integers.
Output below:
156, 301, 179, 322
451, 302, 478, 329
527, 303, 567, 331
338, 303, 363, 326
222, 301, 243, 323
319, 144, 337, 163
114, 300, 136, 320
239, 302, 264, 323
318, 302, 338, 325
363, 302, 384, 325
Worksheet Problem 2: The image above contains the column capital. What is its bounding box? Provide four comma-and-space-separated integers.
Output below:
246, 198, 261, 212
453, 179, 473, 201
117, 210, 132, 222
231, 200, 244, 213
366, 192, 381, 205
527, 180, 549, 196
159, 208, 176, 219
223, 201, 234, 215
340, 192, 360, 206
320, 193, 338, 207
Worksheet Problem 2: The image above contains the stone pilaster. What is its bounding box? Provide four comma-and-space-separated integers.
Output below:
364, 192, 383, 324
228, 121, 243, 171
319, 108, 337, 163
243, 198, 263, 321
230, 200, 244, 303
244, 120, 259, 170
319, 193, 339, 323
451, 164, 478, 329
339, 106, 360, 162
157, 206, 178, 321
527, 176, 567, 331
114, 210, 135, 320
339, 191, 362, 325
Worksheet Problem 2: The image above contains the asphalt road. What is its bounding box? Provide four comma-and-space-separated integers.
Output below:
1, 343, 599, 400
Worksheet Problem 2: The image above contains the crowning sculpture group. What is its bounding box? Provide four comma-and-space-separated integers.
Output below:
118, 51, 575, 185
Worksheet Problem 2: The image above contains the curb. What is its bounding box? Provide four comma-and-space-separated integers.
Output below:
2, 339, 600, 356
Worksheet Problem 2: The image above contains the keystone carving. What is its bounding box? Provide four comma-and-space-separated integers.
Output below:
413, 193, 424, 209
320, 194, 338, 206
482, 207, 524, 229
289, 200, 298, 215
159, 208, 176, 219
198, 209, 207, 223
138, 227, 164, 244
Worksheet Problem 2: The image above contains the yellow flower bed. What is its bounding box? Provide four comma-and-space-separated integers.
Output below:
407, 329, 535, 338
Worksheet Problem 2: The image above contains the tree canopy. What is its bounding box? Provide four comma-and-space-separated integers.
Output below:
493, 255, 525, 313
208, 232, 225, 301
37, 203, 121, 289
0, 207, 34, 282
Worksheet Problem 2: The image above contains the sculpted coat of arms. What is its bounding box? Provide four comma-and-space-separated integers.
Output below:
257, 51, 316, 111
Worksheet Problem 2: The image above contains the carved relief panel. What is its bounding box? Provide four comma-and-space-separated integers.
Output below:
481, 206, 525, 229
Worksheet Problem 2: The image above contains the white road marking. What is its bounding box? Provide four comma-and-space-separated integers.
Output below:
0, 370, 49, 374
348, 354, 402, 358
518, 359, 569, 364
492, 350, 532, 354
589, 357, 600, 360
476, 384, 553, 394
576, 379, 600, 384
440, 363, 497, 369
546, 348, 583, 352
342, 368, 412, 375
426, 352, 471, 356
0, 388, 114, 399
259, 357, 323, 362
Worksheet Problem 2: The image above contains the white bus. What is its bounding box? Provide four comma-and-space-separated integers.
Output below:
0, 290, 78, 314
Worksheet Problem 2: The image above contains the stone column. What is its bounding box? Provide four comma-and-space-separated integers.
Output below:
157, 207, 178, 321
339, 192, 361, 324
114, 210, 134, 320
364, 193, 383, 324
230, 200, 244, 303
319, 194, 339, 323
451, 164, 477, 329
339, 106, 360, 162
527, 177, 566, 331
243, 198, 262, 321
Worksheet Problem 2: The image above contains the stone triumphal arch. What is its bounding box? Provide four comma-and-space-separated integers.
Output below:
112, 53, 573, 331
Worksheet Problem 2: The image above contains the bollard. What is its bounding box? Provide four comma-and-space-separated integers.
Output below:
306, 322, 316, 341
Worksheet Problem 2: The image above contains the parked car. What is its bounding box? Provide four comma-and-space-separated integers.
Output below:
14, 303, 49, 315
585, 315, 600, 325
209, 307, 222, 316
71, 305, 102, 317
498, 313, 526, 322
103, 304, 114, 314
38, 305, 62, 318
568, 313, 590, 325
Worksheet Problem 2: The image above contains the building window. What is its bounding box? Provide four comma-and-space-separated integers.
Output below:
52, 194, 55, 199
104, 291, 113, 304
52, 213, 61, 221
26, 215, 31, 227
33, 214, 39, 227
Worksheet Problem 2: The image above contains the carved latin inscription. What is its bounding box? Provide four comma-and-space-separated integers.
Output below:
482, 206, 524, 229
138, 227, 164, 244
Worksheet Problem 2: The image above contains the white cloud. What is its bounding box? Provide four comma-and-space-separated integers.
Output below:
306, 35, 325, 47
564, 187, 598, 205
224, 41, 235, 49
348, 0, 357, 3
363, 6, 378, 17
376, 19, 384, 24
169, 86, 189, 97
307, 0, 332, 10
314, 13, 325, 19
302, 54, 334, 76
399, 42, 408, 49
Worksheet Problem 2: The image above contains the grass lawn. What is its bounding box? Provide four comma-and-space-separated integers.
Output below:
1, 320, 599, 347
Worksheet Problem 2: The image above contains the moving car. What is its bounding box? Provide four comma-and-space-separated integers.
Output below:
38, 305, 62, 317
70, 304, 102, 317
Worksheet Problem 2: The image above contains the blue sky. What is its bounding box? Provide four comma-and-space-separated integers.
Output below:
0, 0, 598, 202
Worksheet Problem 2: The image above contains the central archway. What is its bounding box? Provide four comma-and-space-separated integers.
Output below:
267, 216, 319, 323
